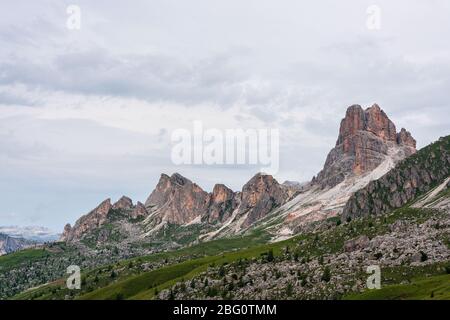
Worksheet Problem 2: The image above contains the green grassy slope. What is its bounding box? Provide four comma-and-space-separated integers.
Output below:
12, 230, 271, 300
0, 248, 50, 271
80, 239, 294, 300
345, 274, 450, 300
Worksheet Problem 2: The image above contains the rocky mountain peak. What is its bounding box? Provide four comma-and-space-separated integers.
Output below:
397, 128, 417, 149
92, 198, 112, 216
317, 104, 416, 188
239, 173, 289, 227
170, 172, 191, 186
60, 198, 112, 242
112, 196, 133, 210
211, 184, 234, 204
337, 103, 397, 146
144, 173, 210, 225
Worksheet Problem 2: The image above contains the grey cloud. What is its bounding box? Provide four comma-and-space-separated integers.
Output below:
0, 49, 252, 107
0, 90, 37, 106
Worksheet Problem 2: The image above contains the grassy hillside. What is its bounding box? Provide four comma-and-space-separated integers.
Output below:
12, 230, 273, 300
345, 274, 450, 300
0, 248, 50, 271
81, 243, 286, 300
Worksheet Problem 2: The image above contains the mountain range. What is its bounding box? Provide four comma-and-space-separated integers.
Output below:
0, 233, 35, 256
60, 103, 419, 246
0, 226, 60, 243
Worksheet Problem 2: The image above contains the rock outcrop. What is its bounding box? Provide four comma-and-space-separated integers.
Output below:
144, 172, 290, 229
239, 173, 289, 227
316, 104, 416, 188
343, 135, 450, 219
112, 196, 133, 210
207, 184, 238, 224
131, 201, 148, 219
343, 235, 370, 252
61, 199, 112, 242
396, 128, 416, 149
144, 173, 210, 225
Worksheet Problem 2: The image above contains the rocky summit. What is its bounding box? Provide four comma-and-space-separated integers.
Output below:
255, 104, 419, 236
145, 173, 210, 226
238, 173, 289, 228
316, 104, 416, 189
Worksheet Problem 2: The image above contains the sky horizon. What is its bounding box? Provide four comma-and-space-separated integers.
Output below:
1, 1, 450, 231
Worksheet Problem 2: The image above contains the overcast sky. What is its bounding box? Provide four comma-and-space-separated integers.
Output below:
1, 0, 449, 231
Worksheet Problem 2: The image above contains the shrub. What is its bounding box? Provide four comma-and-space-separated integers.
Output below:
321, 267, 331, 282
286, 283, 293, 297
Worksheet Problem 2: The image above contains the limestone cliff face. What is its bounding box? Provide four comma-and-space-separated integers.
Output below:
144, 173, 210, 225
61, 198, 112, 242
207, 184, 238, 224
316, 104, 416, 188
144, 172, 289, 229
131, 201, 148, 219
238, 173, 289, 228
343, 135, 450, 219
61, 171, 293, 242
61, 195, 150, 242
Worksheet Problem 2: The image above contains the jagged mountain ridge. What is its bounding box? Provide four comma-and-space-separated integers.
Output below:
62, 172, 293, 243
60, 103, 418, 245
